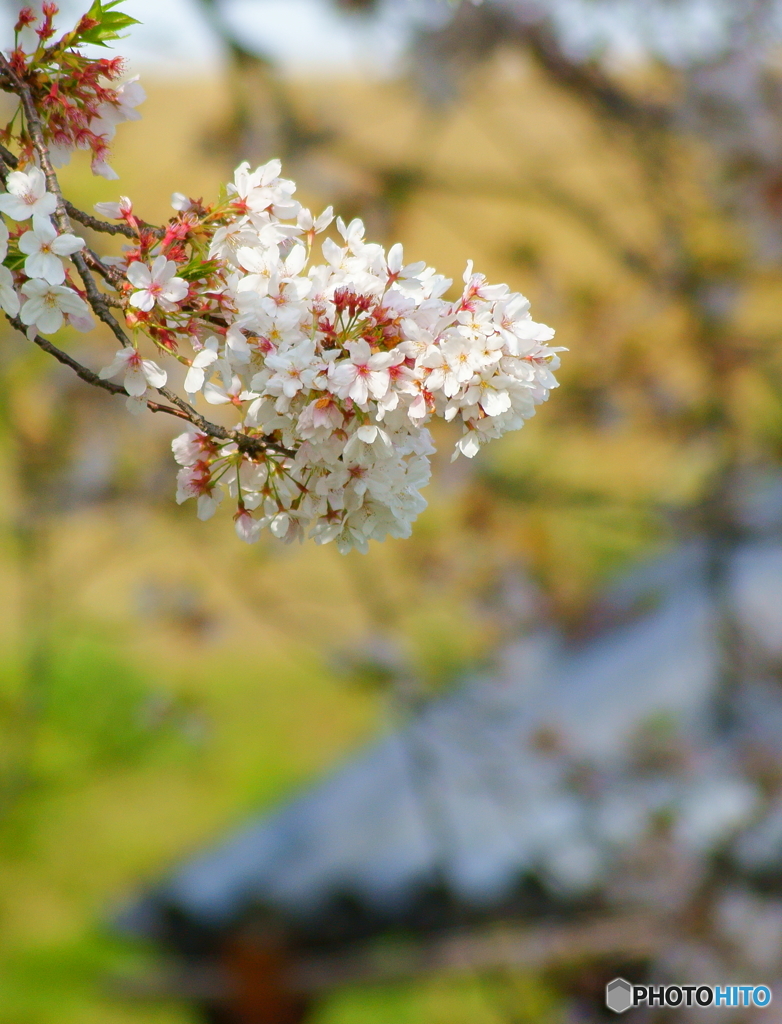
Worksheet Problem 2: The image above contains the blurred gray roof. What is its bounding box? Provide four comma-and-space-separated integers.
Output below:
127, 532, 782, 936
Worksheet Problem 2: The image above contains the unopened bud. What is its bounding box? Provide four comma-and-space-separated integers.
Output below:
15, 7, 37, 31
76, 15, 99, 32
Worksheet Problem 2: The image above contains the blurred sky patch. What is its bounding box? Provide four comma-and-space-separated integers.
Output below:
0, 0, 416, 75
4, 0, 778, 77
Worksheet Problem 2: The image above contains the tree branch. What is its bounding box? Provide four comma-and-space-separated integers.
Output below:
65, 203, 146, 239
0, 53, 166, 361
524, 23, 671, 130
3, 312, 292, 458
0, 140, 18, 169
80, 245, 125, 286
5, 310, 183, 415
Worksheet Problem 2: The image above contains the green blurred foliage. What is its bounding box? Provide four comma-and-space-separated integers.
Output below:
0, 11, 780, 1020
313, 973, 561, 1024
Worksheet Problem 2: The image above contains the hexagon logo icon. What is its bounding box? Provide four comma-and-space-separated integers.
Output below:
606, 978, 633, 1014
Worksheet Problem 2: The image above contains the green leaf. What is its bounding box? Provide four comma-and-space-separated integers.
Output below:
4, 249, 26, 272
76, 0, 140, 47
177, 258, 221, 282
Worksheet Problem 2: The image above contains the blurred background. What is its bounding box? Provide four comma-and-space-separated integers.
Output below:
2, 0, 782, 1021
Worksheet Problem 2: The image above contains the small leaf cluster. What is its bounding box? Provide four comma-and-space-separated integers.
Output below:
72, 0, 140, 49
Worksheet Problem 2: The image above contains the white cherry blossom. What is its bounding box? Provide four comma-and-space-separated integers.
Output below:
94, 77, 145, 135
176, 463, 223, 520
155, 159, 561, 552
184, 337, 232, 396
203, 375, 256, 406
172, 427, 214, 467
127, 256, 188, 312
94, 196, 133, 219
260, 340, 322, 409
18, 215, 84, 285
297, 395, 344, 439
98, 347, 167, 396
0, 167, 57, 221
19, 279, 90, 334
297, 205, 334, 234
329, 340, 399, 406
234, 507, 263, 543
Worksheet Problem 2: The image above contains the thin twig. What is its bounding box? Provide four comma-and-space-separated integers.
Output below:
5, 311, 180, 414
64, 203, 143, 239
0, 141, 18, 169
154, 383, 293, 459
4, 312, 291, 456
81, 246, 124, 286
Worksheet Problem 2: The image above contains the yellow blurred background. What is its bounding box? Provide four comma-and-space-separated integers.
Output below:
1, 2, 781, 1021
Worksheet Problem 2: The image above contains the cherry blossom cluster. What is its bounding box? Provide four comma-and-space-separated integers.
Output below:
7, 4, 144, 179
163, 161, 561, 553
0, 159, 560, 552
0, 1, 561, 555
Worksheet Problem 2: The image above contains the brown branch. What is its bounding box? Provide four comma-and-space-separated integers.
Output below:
65, 202, 165, 240
528, 177, 665, 284
412, 7, 671, 130
331, 139, 665, 286
192, 0, 325, 162
290, 912, 669, 993
0, 140, 18, 170
5, 310, 183, 416
530, 53, 663, 128
154, 384, 294, 459
64, 203, 141, 239
523, 23, 672, 130
3, 312, 292, 458
81, 246, 125, 287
